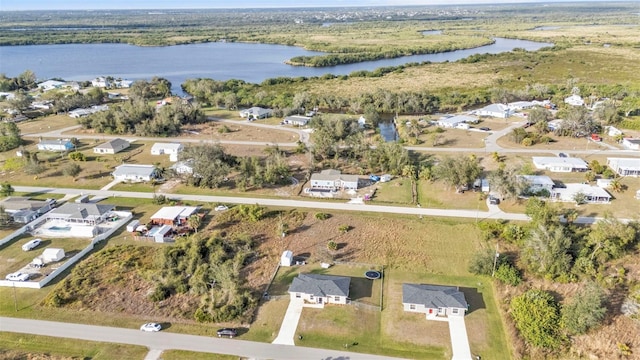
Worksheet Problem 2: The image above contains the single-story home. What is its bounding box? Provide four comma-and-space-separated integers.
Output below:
91, 77, 111, 88
47, 203, 115, 225
68, 105, 109, 119
436, 115, 478, 128
148, 225, 173, 243
519, 175, 555, 194
310, 169, 359, 191
607, 158, 640, 177
150, 206, 199, 226
37, 80, 65, 91
151, 143, 184, 161
606, 126, 623, 137
475, 104, 512, 118
170, 159, 195, 175
283, 115, 311, 126
112, 164, 158, 182
532, 99, 555, 109
532, 157, 589, 172
402, 283, 468, 318
37, 139, 74, 152
621, 138, 640, 150
239, 107, 272, 119
551, 184, 612, 204
0, 197, 56, 223
288, 273, 351, 306
547, 119, 564, 132
564, 94, 585, 106
507, 101, 535, 111
93, 138, 130, 154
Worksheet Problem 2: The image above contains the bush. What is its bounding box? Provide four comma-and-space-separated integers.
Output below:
338, 224, 351, 233
510, 289, 563, 349
521, 137, 533, 146
68, 151, 86, 161
327, 240, 338, 251
152, 194, 167, 205
494, 263, 522, 286
315, 212, 330, 220
468, 248, 500, 275
561, 282, 607, 335
149, 285, 171, 302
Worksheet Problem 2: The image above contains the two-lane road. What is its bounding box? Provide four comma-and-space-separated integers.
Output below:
0, 317, 402, 359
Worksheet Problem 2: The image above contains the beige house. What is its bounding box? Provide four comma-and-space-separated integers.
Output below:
310, 170, 359, 191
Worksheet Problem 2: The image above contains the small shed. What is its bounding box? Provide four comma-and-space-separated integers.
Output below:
280, 250, 293, 267
380, 174, 392, 183
149, 225, 172, 243
42, 248, 65, 263
127, 220, 140, 232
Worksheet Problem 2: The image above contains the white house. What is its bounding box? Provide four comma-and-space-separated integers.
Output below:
47, 203, 115, 226
402, 283, 468, 318
310, 169, 359, 191
475, 104, 512, 118
436, 115, 478, 128
564, 94, 585, 106
239, 107, 272, 119
91, 77, 112, 88
112, 164, 158, 182
37, 80, 65, 91
519, 175, 555, 194
150, 206, 199, 226
621, 138, 640, 150
37, 139, 74, 152
93, 138, 130, 154
532, 157, 589, 172
283, 115, 311, 126
148, 225, 173, 243
507, 101, 535, 111
170, 159, 195, 175
288, 273, 351, 306
151, 143, 184, 162
607, 158, 640, 177
552, 184, 611, 204
606, 126, 623, 137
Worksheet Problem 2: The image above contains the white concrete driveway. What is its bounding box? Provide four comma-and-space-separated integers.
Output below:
448, 316, 473, 360
272, 299, 304, 345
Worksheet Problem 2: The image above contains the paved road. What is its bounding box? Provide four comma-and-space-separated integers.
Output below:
14, 185, 616, 225
0, 317, 402, 360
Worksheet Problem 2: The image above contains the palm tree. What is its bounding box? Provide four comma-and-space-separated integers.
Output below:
188, 214, 201, 233
609, 178, 623, 193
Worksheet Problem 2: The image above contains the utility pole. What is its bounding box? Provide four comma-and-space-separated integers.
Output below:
13, 282, 18, 312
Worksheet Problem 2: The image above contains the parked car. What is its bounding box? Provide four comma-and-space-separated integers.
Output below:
489, 196, 500, 205
22, 239, 42, 251
5, 272, 30, 281
140, 323, 162, 332
558, 152, 568, 158
479, 127, 491, 131
217, 328, 237, 338
214, 205, 229, 211
369, 174, 380, 182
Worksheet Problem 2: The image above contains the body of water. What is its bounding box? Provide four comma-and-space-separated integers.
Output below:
378, 121, 399, 142
0, 37, 552, 93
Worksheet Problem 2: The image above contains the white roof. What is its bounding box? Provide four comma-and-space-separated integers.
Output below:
532, 157, 588, 169
438, 115, 477, 125
555, 183, 611, 198
284, 115, 311, 123
38, 80, 65, 88
112, 164, 155, 177
520, 175, 555, 186
479, 103, 509, 113
150, 206, 198, 221
607, 158, 640, 171
151, 143, 183, 151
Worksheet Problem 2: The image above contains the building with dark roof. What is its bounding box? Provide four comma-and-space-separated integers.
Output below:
288, 273, 350, 306
47, 203, 115, 225
93, 138, 130, 154
402, 283, 468, 318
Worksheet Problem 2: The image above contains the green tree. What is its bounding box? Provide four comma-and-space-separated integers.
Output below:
561, 282, 607, 335
494, 263, 522, 286
0, 122, 22, 152
68, 151, 86, 161
188, 214, 202, 234
433, 156, 482, 192
510, 289, 563, 349
488, 165, 527, 201
525, 198, 560, 226
181, 143, 234, 189
62, 163, 81, 178
468, 248, 500, 275
0, 206, 12, 228
586, 216, 639, 265
522, 224, 572, 280
0, 182, 15, 197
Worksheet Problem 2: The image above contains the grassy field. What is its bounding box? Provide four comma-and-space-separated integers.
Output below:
0, 332, 149, 360
370, 178, 414, 204
161, 350, 244, 360
16, 114, 78, 135
418, 180, 489, 212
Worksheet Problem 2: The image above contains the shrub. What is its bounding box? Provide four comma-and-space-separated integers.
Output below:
68, 151, 86, 161
521, 137, 533, 146
315, 212, 330, 220
327, 240, 338, 251
149, 285, 171, 302
510, 289, 563, 349
152, 194, 167, 205
338, 224, 351, 233
561, 282, 607, 335
468, 248, 500, 275
494, 263, 522, 286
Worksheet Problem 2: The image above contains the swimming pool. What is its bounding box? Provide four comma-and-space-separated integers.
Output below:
48, 226, 71, 231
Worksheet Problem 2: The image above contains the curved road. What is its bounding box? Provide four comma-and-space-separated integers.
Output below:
0, 316, 402, 360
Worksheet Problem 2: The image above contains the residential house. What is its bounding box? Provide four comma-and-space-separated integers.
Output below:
91, 77, 112, 88
547, 119, 564, 132
288, 273, 351, 306
532, 157, 589, 172
37, 139, 74, 152
475, 104, 512, 118
607, 158, 640, 177
606, 126, 623, 137
621, 138, 640, 150
310, 170, 359, 191
0, 197, 55, 223
68, 105, 109, 118
519, 175, 555, 195
93, 138, 130, 154
150, 206, 199, 226
47, 203, 115, 225
37, 80, 65, 92
551, 184, 612, 204
436, 115, 478, 128
507, 101, 535, 111
112, 164, 158, 182
170, 159, 195, 175
239, 107, 272, 119
151, 143, 184, 162
148, 225, 173, 243
564, 94, 585, 106
283, 115, 311, 126
402, 283, 468, 318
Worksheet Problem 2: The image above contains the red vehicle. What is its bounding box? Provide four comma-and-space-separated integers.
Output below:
591, 134, 602, 142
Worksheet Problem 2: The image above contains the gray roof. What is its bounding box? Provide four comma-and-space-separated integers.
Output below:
39, 139, 72, 146
49, 203, 115, 219
112, 164, 156, 177
402, 283, 468, 309
310, 169, 359, 183
94, 138, 129, 150
289, 273, 350, 298
0, 197, 52, 212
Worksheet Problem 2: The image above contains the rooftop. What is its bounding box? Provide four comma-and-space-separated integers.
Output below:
288, 273, 351, 297
402, 283, 468, 309
150, 206, 199, 221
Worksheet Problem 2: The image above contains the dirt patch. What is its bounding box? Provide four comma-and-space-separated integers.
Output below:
0, 351, 75, 360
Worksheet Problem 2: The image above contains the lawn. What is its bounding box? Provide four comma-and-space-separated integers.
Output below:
161, 350, 244, 360
16, 114, 77, 135
243, 298, 290, 342
370, 178, 413, 204
417, 180, 489, 211
0, 332, 149, 360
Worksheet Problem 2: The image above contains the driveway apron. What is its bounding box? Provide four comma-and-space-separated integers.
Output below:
272, 299, 304, 345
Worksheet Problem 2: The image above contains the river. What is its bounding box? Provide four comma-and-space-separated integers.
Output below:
0, 38, 552, 92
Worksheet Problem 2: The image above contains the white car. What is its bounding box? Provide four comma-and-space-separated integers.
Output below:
22, 238, 42, 251
214, 205, 229, 211
6, 272, 30, 281
140, 323, 162, 332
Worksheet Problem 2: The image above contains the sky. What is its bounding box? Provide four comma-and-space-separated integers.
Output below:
0, 0, 616, 11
